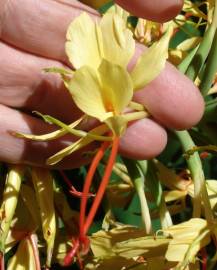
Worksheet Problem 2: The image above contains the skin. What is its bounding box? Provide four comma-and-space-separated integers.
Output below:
116, 0, 184, 22
0, 0, 204, 168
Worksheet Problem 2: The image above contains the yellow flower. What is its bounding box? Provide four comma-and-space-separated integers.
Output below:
65, 12, 172, 127
65, 12, 135, 69
16, 11, 172, 165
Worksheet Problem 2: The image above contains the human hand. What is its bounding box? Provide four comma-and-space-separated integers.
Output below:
0, 0, 204, 168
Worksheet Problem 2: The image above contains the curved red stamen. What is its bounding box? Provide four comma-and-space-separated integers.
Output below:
83, 137, 120, 235
59, 170, 94, 198
79, 141, 110, 237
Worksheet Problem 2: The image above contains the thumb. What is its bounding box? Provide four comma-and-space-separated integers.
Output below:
115, 0, 183, 22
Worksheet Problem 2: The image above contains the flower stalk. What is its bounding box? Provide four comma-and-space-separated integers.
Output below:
174, 130, 213, 222
185, 0, 217, 81
123, 158, 153, 234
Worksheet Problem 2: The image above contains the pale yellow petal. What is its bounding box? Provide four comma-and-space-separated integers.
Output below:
68, 65, 113, 122
7, 239, 37, 270
47, 137, 92, 165
98, 59, 133, 115
65, 12, 103, 69
163, 218, 210, 263
131, 27, 172, 91
14, 116, 84, 141
31, 168, 56, 267
107, 4, 130, 25
47, 125, 109, 165
100, 13, 135, 67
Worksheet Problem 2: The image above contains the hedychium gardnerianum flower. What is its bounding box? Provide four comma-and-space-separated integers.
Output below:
15, 11, 172, 266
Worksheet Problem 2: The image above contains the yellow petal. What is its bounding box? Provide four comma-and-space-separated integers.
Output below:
68, 65, 113, 122
163, 218, 210, 263
47, 125, 109, 165
14, 116, 84, 141
107, 4, 130, 25
20, 184, 41, 228
0, 165, 24, 252
100, 13, 135, 67
98, 59, 133, 115
65, 12, 103, 69
7, 239, 37, 270
31, 168, 56, 267
131, 27, 172, 91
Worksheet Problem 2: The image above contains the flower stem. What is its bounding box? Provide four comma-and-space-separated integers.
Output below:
134, 174, 153, 234
123, 159, 153, 234
174, 130, 213, 222
79, 141, 110, 236
200, 28, 217, 96
185, 0, 217, 81
83, 137, 119, 235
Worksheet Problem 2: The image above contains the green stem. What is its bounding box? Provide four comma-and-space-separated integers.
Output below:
159, 198, 173, 229
200, 29, 217, 95
0, 165, 23, 253
135, 173, 152, 234
123, 159, 152, 234
185, 0, 217, 81
145, 160, 172, 229
174, 131, 213, 222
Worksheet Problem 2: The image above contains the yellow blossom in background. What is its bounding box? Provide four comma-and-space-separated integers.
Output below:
134, 18, 163, 45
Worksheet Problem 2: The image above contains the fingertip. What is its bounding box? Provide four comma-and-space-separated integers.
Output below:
119, 118, 167, 160
115, 0, 183, 22
134, 63, 205, 130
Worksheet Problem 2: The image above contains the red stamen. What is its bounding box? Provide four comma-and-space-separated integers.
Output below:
59, 170, 94, 198
201, 248, 207, 270
79, 141, 110, 237
64, 238, 80, 266
83, 137, 119, 235
0, 252, 4, 270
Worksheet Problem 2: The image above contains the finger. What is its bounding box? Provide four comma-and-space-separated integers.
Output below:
134, 63, 205, 130
115, 0, 184, 22
0, 42, 81, 123
0, 104, 167, 168
130, 45, 204, 130
0, 0, 98, 62
119, 118, 167, 160
0, 104, 93, 168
